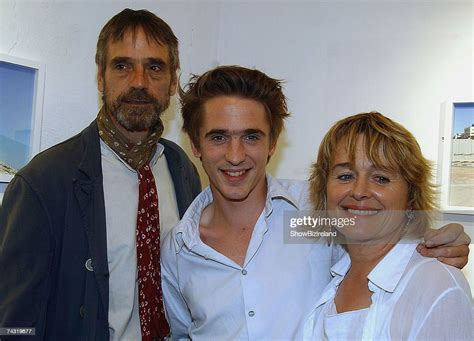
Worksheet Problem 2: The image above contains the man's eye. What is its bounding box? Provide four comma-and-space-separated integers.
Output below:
150, 65, 161, 72
245, 134, 260, 142
114, 63, 128, 70
210, 135, 226, 142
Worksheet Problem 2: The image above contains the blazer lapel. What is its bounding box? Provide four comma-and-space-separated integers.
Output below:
73, 120, 109, 316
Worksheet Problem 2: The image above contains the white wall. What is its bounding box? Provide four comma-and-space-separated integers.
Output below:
1, 0, 473, 284
216, 1, 473, 179
0, 0, 222, 161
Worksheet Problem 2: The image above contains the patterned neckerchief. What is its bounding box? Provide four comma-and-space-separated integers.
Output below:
97, 108, 162, 170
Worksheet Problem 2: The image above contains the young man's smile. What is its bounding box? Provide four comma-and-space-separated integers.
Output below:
192, 95, 275, 202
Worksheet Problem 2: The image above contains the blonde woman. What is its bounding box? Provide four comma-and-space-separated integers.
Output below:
304, 112, 472, 340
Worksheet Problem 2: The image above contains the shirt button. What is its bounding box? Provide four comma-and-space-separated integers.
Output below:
79, 306, 86, 318
242, 269, 247, 275
85, 258, 93, 272
248, 310, 255, 317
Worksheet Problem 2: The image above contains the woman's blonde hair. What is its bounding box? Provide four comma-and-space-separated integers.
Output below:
309, 111, 436, 238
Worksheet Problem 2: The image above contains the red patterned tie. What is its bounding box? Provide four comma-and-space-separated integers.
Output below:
136, 163, 170, 340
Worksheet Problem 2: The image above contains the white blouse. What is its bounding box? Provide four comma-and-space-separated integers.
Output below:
323, 300, 368, 340
303, 241, 473, 340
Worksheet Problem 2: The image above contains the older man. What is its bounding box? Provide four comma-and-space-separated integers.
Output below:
0, 9, 200, 340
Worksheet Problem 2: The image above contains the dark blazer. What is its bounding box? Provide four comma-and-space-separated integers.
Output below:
0, 120, 201, 340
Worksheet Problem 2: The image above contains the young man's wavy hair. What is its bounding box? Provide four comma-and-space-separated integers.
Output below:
180, 65, 290, 148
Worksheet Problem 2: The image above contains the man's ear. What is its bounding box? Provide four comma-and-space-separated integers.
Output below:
97, 67, 104, 93
269, 138, 278, 156
266, 139, 278, 163
190, 138, 201, 159
269, 140, 277, 157
169, 72, 178, 96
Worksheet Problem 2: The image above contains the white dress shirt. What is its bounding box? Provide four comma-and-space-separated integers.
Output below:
162, 175, 341, 340
101, 140, 180, 341
303, 241, 473, 340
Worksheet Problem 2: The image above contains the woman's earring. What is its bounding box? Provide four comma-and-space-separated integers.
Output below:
405, 208, 414, 227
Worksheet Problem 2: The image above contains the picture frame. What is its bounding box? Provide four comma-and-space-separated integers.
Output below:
437, 100, 474, 214
0, 53, 45, 183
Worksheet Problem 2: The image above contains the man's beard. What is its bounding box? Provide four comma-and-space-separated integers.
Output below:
103, 87, 169, 132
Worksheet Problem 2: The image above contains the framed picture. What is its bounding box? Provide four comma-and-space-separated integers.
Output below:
438, 101, 474, 214
0, 54, 45, 183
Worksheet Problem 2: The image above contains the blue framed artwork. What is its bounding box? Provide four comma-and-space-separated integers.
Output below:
438, 101, 474, 214
0, 54, 45, 184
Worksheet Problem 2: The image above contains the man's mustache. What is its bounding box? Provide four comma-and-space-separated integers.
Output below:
120, 88, 157, 103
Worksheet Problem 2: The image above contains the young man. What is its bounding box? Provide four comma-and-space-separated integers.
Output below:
161, 65, 471, 340
0, 9, 200, 340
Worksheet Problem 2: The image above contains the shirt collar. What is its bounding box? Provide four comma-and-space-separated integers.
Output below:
101, 139, 164, 172
315, 240, 419, 309
330, 251, 351, 278
313, 252, 350, 308
173, 186, 212, 249
173, 174, 301, 250
367, 240, 419, 293
264, 174, 301, 216
149, 143, 165, 164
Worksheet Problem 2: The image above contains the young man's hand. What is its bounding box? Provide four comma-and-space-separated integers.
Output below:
418, 223, 471, 268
